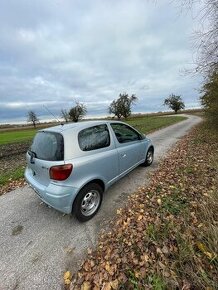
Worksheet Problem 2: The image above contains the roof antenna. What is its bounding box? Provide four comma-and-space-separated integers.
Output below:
43, 105, 64, 126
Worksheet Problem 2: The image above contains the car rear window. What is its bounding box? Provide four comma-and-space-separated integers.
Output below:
29, 131, 64, 161
78, 124, 110, 151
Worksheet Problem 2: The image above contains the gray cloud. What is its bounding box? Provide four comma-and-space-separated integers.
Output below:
0, 0, 201, 123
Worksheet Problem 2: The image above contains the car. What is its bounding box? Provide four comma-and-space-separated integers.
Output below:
25, 120, 154, 221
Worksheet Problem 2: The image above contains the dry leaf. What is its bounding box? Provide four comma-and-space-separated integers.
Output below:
137, 215, 143, 221
110, 279, 119, 289
157, 198, 162, 205
64, 271, 72, 281
196, 242, 213, 259
64, 278, 71, 285
87, 248, 92, 255
103, 282, 112, 290
81, 281, 91, 290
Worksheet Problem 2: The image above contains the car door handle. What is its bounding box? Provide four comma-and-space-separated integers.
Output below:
121, 153, 127, 158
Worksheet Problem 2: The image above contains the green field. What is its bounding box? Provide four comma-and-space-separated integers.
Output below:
0, 128, 38, 145
0, 115, 187, 145
126, 115, 187, 134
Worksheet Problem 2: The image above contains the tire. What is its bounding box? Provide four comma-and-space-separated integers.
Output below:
143, 147, 154, 166
73, 183, 103, 222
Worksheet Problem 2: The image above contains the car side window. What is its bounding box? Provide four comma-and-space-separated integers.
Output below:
111, 123, 141, 143
78, 124, 110, 151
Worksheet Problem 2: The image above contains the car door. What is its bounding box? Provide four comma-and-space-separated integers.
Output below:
75, 124, 119, 186
110, 123, 145, 176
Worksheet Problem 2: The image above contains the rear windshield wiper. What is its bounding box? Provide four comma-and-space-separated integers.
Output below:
28, 150, 37, 158
28, 150, 37, 163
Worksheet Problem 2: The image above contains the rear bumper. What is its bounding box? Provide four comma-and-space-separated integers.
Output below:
25, 168, 79, 214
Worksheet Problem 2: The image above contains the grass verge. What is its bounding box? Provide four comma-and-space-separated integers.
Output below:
0, 165, 26, 196
0, 166, 24, 186
68, 120, 218, 290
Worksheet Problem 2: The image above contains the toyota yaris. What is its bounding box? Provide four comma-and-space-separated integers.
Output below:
25, 121, 154, 221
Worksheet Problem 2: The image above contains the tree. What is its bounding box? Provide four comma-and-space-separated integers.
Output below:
164, 94, 185, 113
69, 102, 87, 122
179, 1, 217, 125
179, 0, 218, 76
60, 109, 70, 123
108, 100, 122, 119
27, 111, 39, 128
201, 71, 218, 125
108, 93, 137, 119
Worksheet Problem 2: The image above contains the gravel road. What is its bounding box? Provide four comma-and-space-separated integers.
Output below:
0, 115, 201, 290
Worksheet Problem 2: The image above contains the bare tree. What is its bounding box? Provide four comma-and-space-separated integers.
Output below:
179, 0, 218, 124
27, 111, 39, 128
60, 109, 70, 123
180, 0, 218, 75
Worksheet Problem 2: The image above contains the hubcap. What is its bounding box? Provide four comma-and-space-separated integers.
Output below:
147, 150, 153, 164
81, 190, 100, 216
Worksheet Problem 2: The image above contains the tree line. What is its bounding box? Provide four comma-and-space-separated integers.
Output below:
27, 93, 185, 127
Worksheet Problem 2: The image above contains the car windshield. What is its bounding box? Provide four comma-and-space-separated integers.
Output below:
30, 131, 64, 161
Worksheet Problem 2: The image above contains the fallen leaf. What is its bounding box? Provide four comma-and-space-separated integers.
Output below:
87, 248, 92, 255
64, 271, 72, 281
157, 198, 162, 205
162, 245, 169, 254
64, 278, 71, 285
81, 281, 91, 290
103, 282, 111, 290
110, 279, 119, 289
137, 215, 143, 221
196, 242, 214, 259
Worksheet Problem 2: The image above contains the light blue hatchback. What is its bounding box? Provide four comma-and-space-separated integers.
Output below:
25, 120, 154, 221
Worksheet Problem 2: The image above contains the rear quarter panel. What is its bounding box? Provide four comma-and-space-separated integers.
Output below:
64, 147, 119, 192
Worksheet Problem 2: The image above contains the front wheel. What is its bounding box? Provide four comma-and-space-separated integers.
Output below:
143, 147, 154, 166
73, 183, 103, 222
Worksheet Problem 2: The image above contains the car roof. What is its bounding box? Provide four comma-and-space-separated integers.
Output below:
40, 120, 126, 133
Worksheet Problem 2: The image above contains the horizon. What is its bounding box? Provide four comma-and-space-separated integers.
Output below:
0, 105, 202, 126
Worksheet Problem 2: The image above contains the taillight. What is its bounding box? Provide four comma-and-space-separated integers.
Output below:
49, 164, 73, 181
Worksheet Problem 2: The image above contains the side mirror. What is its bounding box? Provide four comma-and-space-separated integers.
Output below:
139, 134, 145, 140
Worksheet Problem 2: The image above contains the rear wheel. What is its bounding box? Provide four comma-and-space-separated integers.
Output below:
143, 147, 154, 166
73, 183, 103, 222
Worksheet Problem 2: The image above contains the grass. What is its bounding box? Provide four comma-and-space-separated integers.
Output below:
0, 128, 38, 145
147, 275, 166, 290
161, 190, 188, 216
147, 122, 217, 289
145, 121, 218, 289
125, 122, 217, 289
125, 115, 187, 134
0, 166, 25, 187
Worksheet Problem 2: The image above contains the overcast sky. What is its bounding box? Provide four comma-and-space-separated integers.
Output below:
0, 0, 202, 124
